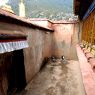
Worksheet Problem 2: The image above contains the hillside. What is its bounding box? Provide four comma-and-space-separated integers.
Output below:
8, 0, 74, 20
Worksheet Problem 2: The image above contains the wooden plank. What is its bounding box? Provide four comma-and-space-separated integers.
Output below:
82, 9, 95, 45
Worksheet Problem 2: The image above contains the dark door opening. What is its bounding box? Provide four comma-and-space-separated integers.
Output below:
7, 49, 26, 94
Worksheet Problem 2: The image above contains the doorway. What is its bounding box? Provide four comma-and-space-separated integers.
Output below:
7, 49, 26, 94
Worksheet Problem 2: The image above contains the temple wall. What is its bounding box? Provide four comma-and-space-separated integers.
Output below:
0, 21, 79, 94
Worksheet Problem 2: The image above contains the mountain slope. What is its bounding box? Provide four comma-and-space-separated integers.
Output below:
8, 0, 73, 20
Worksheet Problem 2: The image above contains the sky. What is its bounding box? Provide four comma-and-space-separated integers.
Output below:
0, 0, 9, 6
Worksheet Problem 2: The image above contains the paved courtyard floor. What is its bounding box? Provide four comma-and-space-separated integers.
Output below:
16, 59, 85, 95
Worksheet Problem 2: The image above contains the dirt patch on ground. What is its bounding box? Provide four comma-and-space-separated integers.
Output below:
16, 59, 85, 95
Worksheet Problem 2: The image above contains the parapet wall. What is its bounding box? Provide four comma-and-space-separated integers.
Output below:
24, 21, 79, 82
0, 20, 79, 95
52, 22, 79, 59
23, 27, 53, 82
0, 9, 80, 94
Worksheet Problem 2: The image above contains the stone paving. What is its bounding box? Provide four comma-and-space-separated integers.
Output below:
16, 59, 85, 95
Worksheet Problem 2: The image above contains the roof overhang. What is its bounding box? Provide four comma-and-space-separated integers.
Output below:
74, 0, 93, 20
74, 0, 81, 15
0, 40, 28, 53
0, 30, 28, 53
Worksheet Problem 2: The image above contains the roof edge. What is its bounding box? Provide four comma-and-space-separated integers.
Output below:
0, 9, 53, 31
